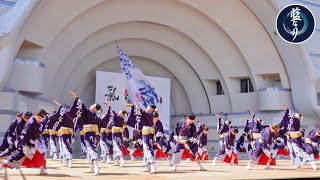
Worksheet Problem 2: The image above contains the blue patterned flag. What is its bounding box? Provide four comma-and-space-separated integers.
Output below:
116, 43, 161, 110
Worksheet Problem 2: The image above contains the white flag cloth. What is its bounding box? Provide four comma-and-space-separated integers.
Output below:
116, 43, 161, 110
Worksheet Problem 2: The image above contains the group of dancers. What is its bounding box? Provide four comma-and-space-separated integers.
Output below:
212, 104, 319, 170
0, 90, 319, 176
0, 91, 208, 175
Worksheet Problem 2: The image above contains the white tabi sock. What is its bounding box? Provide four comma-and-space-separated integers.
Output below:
246, 160, 252, 170
68, 159, 73, 168
40, 166, 48, 175
198, 163, 206, 171
106, 155, 111, 164
171, 163, 177, 171
212, 157, 218, 166
120, 157, 125, 167
311, 161, 317, 170
150, 164, 156, 174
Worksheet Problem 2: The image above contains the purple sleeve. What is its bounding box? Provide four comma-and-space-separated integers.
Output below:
174, 121, 181, 136
123, 128, 129, 138
6, 120, 17, 138
199, 133, 207, 146
307, 130, 316, 138
158, 121, 164, 133
186, 124, 197, 144
281, 109, 290, 126
244, 119, 250, 133
260, 128, 271, 150
224, 131, 234, 149
247, 115, 255, 129
141, 110, 153, 127
217, 118, 223, 132
127, 106, 138, 129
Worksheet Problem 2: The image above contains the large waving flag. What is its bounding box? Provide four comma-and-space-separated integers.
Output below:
116, 43, 161, 110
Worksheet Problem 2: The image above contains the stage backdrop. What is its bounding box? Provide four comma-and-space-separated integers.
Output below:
96, 71, 171, 131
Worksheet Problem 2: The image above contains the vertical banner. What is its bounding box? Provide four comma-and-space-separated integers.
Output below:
96, 71, 171, 130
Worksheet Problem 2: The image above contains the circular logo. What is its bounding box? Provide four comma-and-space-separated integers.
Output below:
276, 4, 315, 44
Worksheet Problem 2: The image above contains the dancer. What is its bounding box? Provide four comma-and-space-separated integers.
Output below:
198, 127, 209, 161
122, 122, 131, 157
103, 101, 127, 168
236, 133, 247, 157
281, 104, 317, 170
99, 106, 113, 164
171, 113, 206, 171
53, 100, 74, 168
127, 104, 157, 174
214, 128, 239, 166
212, 113, 231, 165
246, 124, 281, 170
245, 111, 263, 151
0, 109, 48, 175
0, 113, 23, 156
0, 112, 32, 159
131, 129, 143, 162
69, 91, 102, 175
153, 111, 169, 160
303, 129, 320, 161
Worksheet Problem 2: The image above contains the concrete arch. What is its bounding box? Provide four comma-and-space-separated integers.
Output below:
60, 39, 199, 113
41, 0, 256, 112
53, 21, 229, 113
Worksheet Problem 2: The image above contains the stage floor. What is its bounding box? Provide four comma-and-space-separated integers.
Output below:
2, 159, 320, 180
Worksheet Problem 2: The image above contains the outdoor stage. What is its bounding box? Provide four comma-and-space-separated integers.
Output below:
2, 159, 320, 180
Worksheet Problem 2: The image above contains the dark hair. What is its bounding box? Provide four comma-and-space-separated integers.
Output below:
96, 104, 102, 110
277, 123, 283, 129
16, 112, 23, 118
204, 127, 209, 131
153, 111, 159, 118
37, 109, 47, 118
121, 110, 128, 116
24, 111, 33, 119
149, 104, 156, 109
187, 113, 196, 120
243, 133, 246, 136
233, 128, 239, 134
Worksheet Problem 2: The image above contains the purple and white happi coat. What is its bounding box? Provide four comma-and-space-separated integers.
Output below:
153, 120, 167, 152
245, 115, 262, 151
250, 127, 274, 162
282, 109, 312, 165
6, 116, 43, 169
304, 130, 320, 160
215, 129, 237, 158
0, 118, 18, 157
127, 106, 155, 165
59, 107, 74, 160
47, 107, 65, 157
99, 107, 113, 157
172, 120, 198, 164
131, 129, 143, 156
70, 98, 100, 161
0, 118, 25, 158
217, 117, 230, 149
198, 131, 208, 156
107, 106, 125, 159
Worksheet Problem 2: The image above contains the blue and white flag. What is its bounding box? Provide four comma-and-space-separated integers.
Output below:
116, 43, 161, 110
